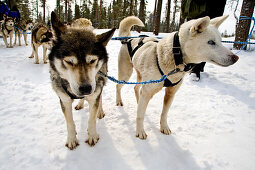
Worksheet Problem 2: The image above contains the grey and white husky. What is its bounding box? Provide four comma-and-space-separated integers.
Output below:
49, 12, 115, 149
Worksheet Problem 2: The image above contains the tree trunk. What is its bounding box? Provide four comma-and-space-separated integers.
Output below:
234, 0, 255, 50
170, 0, 177, 32
152, 0, 157, 31
65, 0, 68, 22
129, 0, 134, 16
154, 0, 162, 35
37, 0, 39, 21
43, 0, 46, 23
165, 0, 171, 32
98, 0, 103, 28
138, 0, 145, 32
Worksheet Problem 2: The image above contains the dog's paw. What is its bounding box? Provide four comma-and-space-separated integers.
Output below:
29, 55, 34, 58
65, 136, 79, 150
116, 101, 123, 106
86, 133, 99, 146
75, 103, 84, 110
34, 61, 39, 64
44, 61, 48, 64
25, 44, 28, 46
97, 110, 105, 119
136, 129, 147, 140
160, 126, 172, 135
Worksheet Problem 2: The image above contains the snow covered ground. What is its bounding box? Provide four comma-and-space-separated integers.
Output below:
0, 28, 255, 170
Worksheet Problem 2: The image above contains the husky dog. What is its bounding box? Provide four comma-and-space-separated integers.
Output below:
14, 19, 33, 46
70, 18, 93, 30
29, 23, 53, 64
116, 16, 239, 139
1, 16, 15, 48
49, 12, 115, 149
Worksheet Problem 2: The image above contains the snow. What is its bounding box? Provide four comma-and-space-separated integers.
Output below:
0, 29, 255, 170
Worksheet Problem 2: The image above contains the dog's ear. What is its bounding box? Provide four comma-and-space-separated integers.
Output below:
96, 28, 116, 46
210, 15, 229, 28
51, 11, 66, 37
190, 16, 210, 36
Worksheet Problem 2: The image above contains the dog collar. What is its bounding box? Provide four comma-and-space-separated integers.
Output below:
61, 78, 84, 100
173, 32, 196, 72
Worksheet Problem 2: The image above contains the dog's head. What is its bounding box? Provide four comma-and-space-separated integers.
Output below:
3, 17, 15, 27
180, 15, 238, 66
25, 20, 34, 31
49, 12, 115, 97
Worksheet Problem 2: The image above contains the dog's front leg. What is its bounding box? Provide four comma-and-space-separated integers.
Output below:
160, 82, 182, 135
14, 32, 17, 45
34, 45, 39, 64
3, 36, 8, 48
86, 94, 101, 146
136, 86, 156, 139
9, 32, 13, 48
60, 98, 79, 150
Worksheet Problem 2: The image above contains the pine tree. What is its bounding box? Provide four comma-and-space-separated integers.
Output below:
170, 0, 177, 32
16, 0, 31, 20
138, 0, 146, 32
39, 0, 46, 23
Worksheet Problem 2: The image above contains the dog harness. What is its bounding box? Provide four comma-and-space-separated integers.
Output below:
121, 32, 195, 87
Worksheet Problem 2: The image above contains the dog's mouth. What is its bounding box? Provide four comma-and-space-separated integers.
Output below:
210, 60, 228, 67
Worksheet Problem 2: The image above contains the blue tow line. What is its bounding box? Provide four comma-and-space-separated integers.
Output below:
14, 26, 31, 34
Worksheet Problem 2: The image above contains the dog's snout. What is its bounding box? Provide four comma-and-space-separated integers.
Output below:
230, 54, 239, 63
79, 84, 92, 95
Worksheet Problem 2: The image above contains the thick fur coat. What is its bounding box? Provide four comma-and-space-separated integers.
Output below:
49, 12, 115, 149
116, 16, 239, 139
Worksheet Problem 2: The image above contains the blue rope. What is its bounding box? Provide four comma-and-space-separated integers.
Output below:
234, 16, 255, 54
14, 26, 32, 34
99, 68, 181, 85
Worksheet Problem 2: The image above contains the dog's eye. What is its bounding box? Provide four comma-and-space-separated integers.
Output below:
64, 60, 73, 66
90, 59, 96, 64
208, 40, 216, 45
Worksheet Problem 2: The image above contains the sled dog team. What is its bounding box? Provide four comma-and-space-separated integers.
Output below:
3, 11, 239, 149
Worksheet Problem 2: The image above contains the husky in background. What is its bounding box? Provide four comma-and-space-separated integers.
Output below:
14, 19, 33, 46
116, 16, 239, 139
1, 16, 15, 48
70, 18, 93, 30
49, 12, 115, 149
29, 23, 53, 64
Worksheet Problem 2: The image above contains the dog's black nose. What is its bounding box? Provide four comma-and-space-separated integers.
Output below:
79, 84, 92, 95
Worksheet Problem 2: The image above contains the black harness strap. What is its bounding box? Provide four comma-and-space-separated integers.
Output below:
156, 56, 182, 87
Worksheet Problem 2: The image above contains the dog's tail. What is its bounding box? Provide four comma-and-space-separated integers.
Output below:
118, 16, 144, 37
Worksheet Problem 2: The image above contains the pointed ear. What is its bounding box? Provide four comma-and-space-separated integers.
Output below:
210, 15, 229, 28
190, 16, 210, 36
96, 28, 116, 46
51, 11, 66, 37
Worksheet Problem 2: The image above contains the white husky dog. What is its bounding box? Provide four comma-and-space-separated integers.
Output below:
116, 16, 239, 139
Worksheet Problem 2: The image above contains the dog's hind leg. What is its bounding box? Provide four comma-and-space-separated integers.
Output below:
75, 98, 85, 110
116, 50, 133, 106
24, 34, 28, 46
18, 33, 21, 46
97, 94, 105, 119
160, 81, 182, 135
34, 45, 39, 64
60, 98, 79, 150
43, 45, 48, 64
134, 70, 142, 104
29, 44, 35, 58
